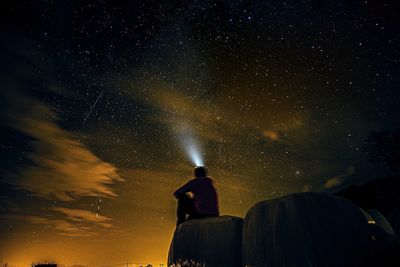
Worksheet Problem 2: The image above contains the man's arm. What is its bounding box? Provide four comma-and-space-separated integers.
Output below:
173, 179, 195, 198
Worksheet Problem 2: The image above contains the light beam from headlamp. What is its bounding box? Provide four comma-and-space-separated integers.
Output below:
178, 131, 204, 167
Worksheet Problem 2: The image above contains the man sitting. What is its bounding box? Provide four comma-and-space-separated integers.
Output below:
173, 166, 219, 226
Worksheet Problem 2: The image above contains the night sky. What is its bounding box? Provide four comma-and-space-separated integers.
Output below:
1, 0, 400, 266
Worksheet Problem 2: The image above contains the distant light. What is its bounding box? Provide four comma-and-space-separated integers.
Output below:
368, 220, 376, 224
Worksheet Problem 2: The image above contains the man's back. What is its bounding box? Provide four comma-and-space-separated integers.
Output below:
174, 176, 219, 216
190, 177, 219, 215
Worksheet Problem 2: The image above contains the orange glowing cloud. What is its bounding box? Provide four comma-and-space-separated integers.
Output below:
324, 166, 355, 189
2, 215, 99, 237
262, 130, 281, 141
52, 207, 112, 224
2, 92, 123, 201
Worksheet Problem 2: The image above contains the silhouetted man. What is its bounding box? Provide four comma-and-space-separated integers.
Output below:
173, 166, 219, 226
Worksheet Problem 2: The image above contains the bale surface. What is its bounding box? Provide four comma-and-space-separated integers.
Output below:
168, 215, 243, 267
242, 192, 377, 267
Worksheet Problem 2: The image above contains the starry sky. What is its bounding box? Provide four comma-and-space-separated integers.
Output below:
1, 0, 400, 266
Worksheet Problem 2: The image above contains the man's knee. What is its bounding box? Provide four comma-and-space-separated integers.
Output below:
177, 193, 191, 199
177, 193, 192, 206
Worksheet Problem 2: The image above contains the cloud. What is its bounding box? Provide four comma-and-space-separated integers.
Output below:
52, 207, 112, 223
52, 219, 97, 237
324, 166, 355, 189
0, 196, 20, 213
45, 218, 98, 237
302, 185, 312, 192
2, 215, 99, 237
26, 216, 97, 237
262, 130, 281, 141
2, 91, 123, 201
12, 207, 115, 236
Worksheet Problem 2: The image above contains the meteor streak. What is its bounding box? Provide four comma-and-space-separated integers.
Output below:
84, 90, 103, 123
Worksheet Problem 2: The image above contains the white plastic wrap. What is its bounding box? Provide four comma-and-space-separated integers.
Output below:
242, 192, 377, 267
168, 215, 243, 267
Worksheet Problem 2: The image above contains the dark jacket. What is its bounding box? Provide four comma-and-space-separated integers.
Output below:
174, 176, 219, 215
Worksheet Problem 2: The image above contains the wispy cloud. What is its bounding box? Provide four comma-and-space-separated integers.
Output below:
40, 217, 98, 237
324, 166, 355, 189
2, 91, 123, 201
2, 215, 100, 237
6, 207, 116, 236
53, 219, 97, 237
302, 185, 313, 192
262, 130, 281, 141
52, 207, 113, 228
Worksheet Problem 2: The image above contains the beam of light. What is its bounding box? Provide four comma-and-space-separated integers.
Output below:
186, 140, 204, 167
178, 131, 204, 167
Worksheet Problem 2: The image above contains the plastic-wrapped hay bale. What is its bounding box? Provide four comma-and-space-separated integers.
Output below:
168, 215, 243, 267
243, 192, 376, 267
367, 209, 396, 234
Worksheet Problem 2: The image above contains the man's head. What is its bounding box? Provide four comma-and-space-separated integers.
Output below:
194, 166, 207, 178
